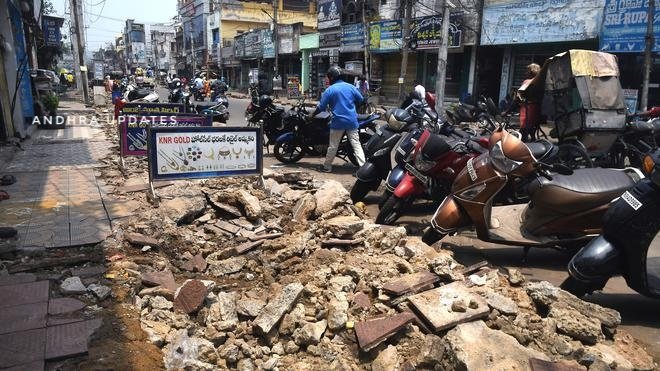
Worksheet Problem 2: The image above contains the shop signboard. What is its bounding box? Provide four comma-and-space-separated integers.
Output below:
120, 103, 184, 116
244, 30, 262, 58
262, 29, 275, 58
234, 34, 245, 58
148, 126, 263, 181
42, 16, 63, 47
340, 23, 365, 52
319, 30, 341, 48
369, 20, 402, 52
481, 0, 603, 45
278, 24, 294, 54
600, 0, 660, 53
622, 89, 639, 114
119, 114, 212, 156
318, 0, 341, 30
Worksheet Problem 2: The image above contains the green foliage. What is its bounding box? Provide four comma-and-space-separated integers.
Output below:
41, 92, 59, 114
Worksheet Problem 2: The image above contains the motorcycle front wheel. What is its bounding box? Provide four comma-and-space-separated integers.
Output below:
350, 179, 380, 204
376, 195, 410, 225
274, 141, 305, 164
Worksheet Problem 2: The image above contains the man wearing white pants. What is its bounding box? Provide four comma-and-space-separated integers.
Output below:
309, 66, 366, 172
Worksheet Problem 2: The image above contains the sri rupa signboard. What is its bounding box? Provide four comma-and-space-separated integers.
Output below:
601, 0, 660, 53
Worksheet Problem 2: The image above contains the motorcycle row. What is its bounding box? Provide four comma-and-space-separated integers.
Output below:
245, 50, 660, 300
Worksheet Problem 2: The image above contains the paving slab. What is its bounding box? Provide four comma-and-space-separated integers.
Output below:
354, 312, 416, 351
3, 360, 45, 371
0, 273, 37, 287
0, 301, 48, 334
382, 271, 439, 296
48, 298, 86, 315
141, 270, 178, 292
0, 328, 46, 368
407, 282, 489, 332
45, 319, 102, 360
0, 281, 49, 309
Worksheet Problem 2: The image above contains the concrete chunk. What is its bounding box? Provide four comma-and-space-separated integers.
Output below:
253, 282, 304, 335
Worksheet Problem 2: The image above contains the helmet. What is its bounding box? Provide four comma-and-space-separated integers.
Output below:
326, 66, 342, 83
413, 85, 426, 101
258, 94, 273, 107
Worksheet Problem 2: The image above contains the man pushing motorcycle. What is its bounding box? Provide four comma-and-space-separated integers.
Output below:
307, 66, 366, 173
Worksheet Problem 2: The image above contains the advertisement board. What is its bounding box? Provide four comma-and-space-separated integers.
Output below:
369, 20, 402, 52
481, 0, 603, 45
120, 103, 184, 116
318, 0, 341, 29
601, 0, 660, 53
120, 114, 212, 157
148, 126, 263, 181
340, 23, 365, 52
262, 29, 275, 58
42, 16, 63, 47
409, 14, 463, 50
278, 24, 294, 54
287, 75, 301, 99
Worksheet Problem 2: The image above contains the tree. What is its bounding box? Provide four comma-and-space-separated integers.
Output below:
42, 0, 55, 15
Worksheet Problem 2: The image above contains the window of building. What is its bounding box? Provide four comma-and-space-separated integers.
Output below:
212, 28, 219, 45
283, 0, 309, 12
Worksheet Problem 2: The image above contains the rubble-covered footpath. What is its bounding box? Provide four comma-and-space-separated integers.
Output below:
12, 109, 653, 371
97, 154, 656, 370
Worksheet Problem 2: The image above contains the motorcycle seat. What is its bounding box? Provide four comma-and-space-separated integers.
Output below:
134, 89, 151, 98
528, 168, 634, 213
357, 113, 372, 121
526, 140, 554, 161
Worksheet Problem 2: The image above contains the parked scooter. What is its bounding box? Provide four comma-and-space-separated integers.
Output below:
169, 80, 229, 123
246, 95, 288, 147
273, 102, 380, 165
562, 148, 660, 298
422, 127, 643, 258
124, 83, 159, 103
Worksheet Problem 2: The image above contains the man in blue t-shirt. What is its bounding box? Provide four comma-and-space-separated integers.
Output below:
308, 66, 366, 172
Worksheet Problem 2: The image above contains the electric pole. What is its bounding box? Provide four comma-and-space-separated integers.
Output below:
398, 0, 413, 99
273, 0, 279, 79
217, 0, 223, 79
641, 0, 655, 111
191, 32, 196, 73
435, 0, 450, 113
70, 0, 90, 104
362, 0, 369, 82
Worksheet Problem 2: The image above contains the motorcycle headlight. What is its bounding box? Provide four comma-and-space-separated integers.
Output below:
490, 141, 522, 174
414, 153, 436, 173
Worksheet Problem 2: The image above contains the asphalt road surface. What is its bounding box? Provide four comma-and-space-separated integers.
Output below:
156, 88, 660, 360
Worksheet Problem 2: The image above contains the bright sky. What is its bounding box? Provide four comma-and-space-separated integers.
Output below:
52, 0, 179, 52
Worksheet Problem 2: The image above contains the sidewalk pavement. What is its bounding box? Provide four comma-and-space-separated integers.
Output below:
0, 95, 135, 369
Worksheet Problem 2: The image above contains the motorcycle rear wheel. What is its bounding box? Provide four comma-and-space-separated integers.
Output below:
350, 179, 380, 204
274, 142, 305, 164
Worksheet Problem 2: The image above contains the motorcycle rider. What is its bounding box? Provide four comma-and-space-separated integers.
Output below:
307, 66, 366, 173
193, 74, 204, 101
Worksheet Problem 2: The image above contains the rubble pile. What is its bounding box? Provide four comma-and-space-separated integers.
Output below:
97, 166, 655, 371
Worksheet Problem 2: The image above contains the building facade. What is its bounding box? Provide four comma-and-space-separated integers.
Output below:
150, 24, 177, 77
124, 19, 147, 71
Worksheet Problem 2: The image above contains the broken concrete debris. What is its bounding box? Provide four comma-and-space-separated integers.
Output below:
60, 276, 87, 295
84, 167, 652, 370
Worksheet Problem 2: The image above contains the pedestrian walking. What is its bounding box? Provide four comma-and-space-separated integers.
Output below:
515, 63, 542, 142
308, 66, 366, 173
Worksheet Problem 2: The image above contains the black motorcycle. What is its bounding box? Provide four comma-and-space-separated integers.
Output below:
273, 105, 380, 165
245, 94, 291, 148
169, 81, 229, 123
562, 148, 660, 298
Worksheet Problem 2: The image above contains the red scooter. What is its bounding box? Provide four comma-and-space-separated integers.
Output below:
375, 127, 489, 225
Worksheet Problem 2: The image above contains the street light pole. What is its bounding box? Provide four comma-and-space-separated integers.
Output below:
434, 0, 451, 113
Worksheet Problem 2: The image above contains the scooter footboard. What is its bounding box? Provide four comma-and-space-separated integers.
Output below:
430, 196, 471, 234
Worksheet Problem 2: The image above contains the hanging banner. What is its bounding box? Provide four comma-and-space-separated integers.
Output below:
369, 20, 402, 52
42, 16, 63, 47
148, 126, 263, 181
120, 102, 184, 116
481, 0, 603, 45
318, 0, 342, 30
340, 23, 365, 52
120, 115, 212, 157
244, 30, 263, 58
600, 0, 660, 53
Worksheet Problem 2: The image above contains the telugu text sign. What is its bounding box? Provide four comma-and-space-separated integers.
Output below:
481, 0, 603, 45
148, 127, 263, 181
120, 102, 184, 116
120, 115, 212, 157
369, 20, 403, 52
600, 0, 660, 53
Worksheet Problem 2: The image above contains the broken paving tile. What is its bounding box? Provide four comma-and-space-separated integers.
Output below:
181, 253, 207, 273
45, 318, 103, 360
215, 220, 242, 235
213, 202, 243, 218
0, 281, 49, 309
233, 240, 264, 255
407, 282, 489, 332
3, 360, 44, 371
351, 292, 371, 311
0, 328, 46, 368
140, 270, 177, 292
60, 277, 87, 295
48, 298, 86, 315
382, 271, 439, 297
125, 232, 160, 248
173, 280, 207, 314
253, 282, 304, 335
0, 302, 48, 334
354, 312, 416, 351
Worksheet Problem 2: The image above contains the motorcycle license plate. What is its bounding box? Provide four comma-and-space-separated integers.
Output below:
405, 163, 428, 184
621, 191, 642, 210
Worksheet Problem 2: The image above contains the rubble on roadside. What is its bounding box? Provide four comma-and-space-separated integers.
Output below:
92, 158, 655, 371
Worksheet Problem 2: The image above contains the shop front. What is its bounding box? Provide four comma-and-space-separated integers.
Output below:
369, 20, 404, 102
339, 22, 366, 83
299, 33, 319, 93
